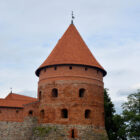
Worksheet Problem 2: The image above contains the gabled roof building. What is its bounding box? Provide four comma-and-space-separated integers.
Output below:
0, 22, 108, 140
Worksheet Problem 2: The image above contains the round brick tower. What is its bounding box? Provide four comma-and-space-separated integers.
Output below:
35, 23, 107, 139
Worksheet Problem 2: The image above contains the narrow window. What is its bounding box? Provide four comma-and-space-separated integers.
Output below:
39, 91, 42, 100
79, 88, 85, 97
28, 110, 33, 116
52, 88, 58, 97
16, 110, 19, 113
54, 66, 57, 70
40, 110, 45, 119
69, 66, 72, 70
85, 109, 91, 119
85, 67, 88, 71
71, 129, 75, 138
61, 109, 68, 118
97, 70, 99, 74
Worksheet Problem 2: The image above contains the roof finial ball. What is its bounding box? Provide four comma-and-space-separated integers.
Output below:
71, 11, 75, 24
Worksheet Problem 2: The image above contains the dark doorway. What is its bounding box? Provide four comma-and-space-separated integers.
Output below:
71, 129, 75, 138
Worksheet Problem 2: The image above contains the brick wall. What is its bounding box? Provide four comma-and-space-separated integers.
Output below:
0, 117, 108, 140
0, 107, 24, 122
37, 65, 105, 126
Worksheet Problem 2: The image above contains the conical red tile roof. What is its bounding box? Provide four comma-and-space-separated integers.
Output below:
36, 24, 106, 76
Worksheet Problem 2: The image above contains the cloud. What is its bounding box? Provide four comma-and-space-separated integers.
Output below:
131, 83, 140, 90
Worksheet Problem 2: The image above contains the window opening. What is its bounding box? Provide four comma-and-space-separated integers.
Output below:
71, 129, 75, 138
52, 88, 58, 97
54, 66, 57, 70
85, 67, 88, 71
69, 66, 72, 70
85, 109, 91, 119
61, 109, 68, 118
79, 88, 85, 97
28, 110, 33, 116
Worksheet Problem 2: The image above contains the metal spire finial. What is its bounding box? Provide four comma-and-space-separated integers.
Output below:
71, 11, 75, 24
10, 87, 12, 93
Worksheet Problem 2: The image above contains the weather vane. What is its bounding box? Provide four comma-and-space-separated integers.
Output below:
71, 11, 75, 24
10, 87, 12, 93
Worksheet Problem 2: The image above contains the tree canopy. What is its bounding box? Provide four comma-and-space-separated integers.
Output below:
122, 90, 140, 140
104, 89, 140, 140
104, 88, 127, 140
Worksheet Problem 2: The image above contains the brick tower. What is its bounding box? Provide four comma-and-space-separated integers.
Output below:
35, 23, 107, 139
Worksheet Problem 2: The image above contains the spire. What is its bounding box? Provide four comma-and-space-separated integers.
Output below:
10, 87, 12, 93
71, 11, 75, 24
36, 24, 106, 76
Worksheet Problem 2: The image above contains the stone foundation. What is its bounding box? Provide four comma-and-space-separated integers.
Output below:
0, 117, 108, 140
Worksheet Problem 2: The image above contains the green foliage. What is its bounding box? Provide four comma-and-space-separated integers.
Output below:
112, 114, 127, 140
104, 88, 115, 139
33, 126, 57, 137
104, 88, 127, 140
122, 90, 140, 140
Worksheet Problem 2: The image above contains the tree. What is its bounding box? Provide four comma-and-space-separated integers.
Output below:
122, 90, 140, 140
104, 88, 115, 139
104, 88, 127, 140
113, 114, 127, 140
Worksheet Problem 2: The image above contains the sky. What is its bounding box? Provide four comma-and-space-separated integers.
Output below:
0, 0, 140, 113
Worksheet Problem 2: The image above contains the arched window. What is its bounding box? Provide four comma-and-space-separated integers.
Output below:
40, 110, 45, 119
52, 88, 58, 97
79, 88, 85, 97
39, 91, 42, 100
85, 109, 91, 119
69, 66, 72, 70
28, 110, 33, 116
71, 129, 75, 138
61, 109, 68, 118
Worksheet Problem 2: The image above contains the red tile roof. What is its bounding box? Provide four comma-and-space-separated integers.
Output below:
0, 93, 37, 108
36, 24, 106, 76
0, 99, 36, 108
5, 93, 37, 101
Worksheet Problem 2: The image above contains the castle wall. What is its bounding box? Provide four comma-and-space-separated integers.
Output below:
39, 65, 103, 83
37, 65, 105, 126
0, 117, 37, 140
0, 101, 39, 122
0, 117, 108, 140
0, 107, 24, 122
